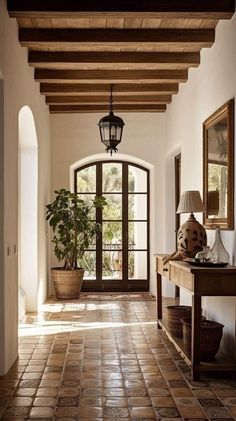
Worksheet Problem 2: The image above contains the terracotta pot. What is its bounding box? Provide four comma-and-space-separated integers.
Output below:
51, 267, 85, 299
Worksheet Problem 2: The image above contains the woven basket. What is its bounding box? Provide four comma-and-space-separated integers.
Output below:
166, 305, 191, 338
182, 318, 224, 361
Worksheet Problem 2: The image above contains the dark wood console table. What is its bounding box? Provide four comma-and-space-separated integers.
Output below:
155, 254, 236, 380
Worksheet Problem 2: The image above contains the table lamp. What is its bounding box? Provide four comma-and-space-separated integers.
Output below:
176, 190, 207, 258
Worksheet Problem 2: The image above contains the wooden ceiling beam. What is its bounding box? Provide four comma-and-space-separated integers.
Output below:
49, 104, 167, 113
19, 28, 215, 48
35, 69, 188, 83
29, 51, 200, 69
45, 94, 172, 104
8, 0, 235, 19
41, 83, 179, 95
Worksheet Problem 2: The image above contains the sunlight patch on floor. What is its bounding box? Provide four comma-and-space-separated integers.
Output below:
18, 320, 156, 337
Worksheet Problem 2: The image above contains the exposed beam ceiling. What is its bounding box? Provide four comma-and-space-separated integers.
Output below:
7, 0, 235, 113
29, 51, 201, 70
20, 28, 215, 49
40, 83, 179, 95
35, 69, 188, 83
8, 0, 235, 19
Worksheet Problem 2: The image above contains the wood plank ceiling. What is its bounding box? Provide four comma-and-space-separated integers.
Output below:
8, 1, 235, 113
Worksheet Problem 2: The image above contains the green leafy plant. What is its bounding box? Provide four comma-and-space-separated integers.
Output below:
46, 189, 106, 270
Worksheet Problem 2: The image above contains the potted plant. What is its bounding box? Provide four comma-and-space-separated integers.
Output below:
46, 188, 106, 299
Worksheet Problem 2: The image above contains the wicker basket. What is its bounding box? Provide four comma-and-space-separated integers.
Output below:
166, 305, 191, 338
182, 318, 224, 361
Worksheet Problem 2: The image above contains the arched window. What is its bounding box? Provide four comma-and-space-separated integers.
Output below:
74, 161, 149, 292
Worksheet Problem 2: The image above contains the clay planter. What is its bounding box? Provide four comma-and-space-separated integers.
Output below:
51, 268, 85, 299
182, 318, 224, 361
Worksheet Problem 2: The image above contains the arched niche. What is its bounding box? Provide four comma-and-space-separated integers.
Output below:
18, 106, 38, 312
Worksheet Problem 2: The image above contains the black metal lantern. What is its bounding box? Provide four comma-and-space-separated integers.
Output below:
98, 84, 125, 155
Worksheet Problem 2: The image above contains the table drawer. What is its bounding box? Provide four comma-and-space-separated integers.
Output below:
156, 257, 170, 279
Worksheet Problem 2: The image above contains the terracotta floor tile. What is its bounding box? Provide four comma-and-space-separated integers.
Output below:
0, 381, 19, 389
80, 397, 103, 407
0, 388, 14, 398
162, 371, 184, 380
128, 397, 151, 407
151, 396, 175, 407
42, 372, 61, 380
228, 405, 236, 417
33, 397, 57, 407
18, 380, 40, 388
204, 406, 232, 418
80, 379, 102, 388
22, 373, 42, 380
103, 397, 128, 407
178, 405, 207, 418
39, 380, 60, 388
3, 406, 30, 417
14, 388, 37, 397
216, 388, 236, 397
103, 380, 124, 388
126, 388, 148, 397
130, 406, 156, 418
58, 387, 80, 398
55, 406, 79, 417
170, 388, 194, 397
103, 406, 129, 418
193, 388, 216, 397
7, 397, 33, 406
221, 397, 236, 406
36, 388, 59, 397
61, 380, 80, 388
29, 406, 54, 418
7, 298, 236, 421
124, 380, 146, 388
78, 406, 103, 417
103, 388, 126, 397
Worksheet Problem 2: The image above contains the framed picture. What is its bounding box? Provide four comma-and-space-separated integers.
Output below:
203, 99, 234, 230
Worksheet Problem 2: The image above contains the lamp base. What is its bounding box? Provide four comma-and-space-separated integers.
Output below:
177, 216, 207, 259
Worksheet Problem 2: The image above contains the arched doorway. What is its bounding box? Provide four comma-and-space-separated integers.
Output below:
74, 160, 150, 292
18, 106, 38, 312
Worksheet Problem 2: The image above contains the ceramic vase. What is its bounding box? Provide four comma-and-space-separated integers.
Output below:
211, 227, 230, 263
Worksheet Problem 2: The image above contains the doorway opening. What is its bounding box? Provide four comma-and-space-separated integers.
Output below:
174, 153, 181, 299
74, 161, 150, 292
18, 106, 38, 313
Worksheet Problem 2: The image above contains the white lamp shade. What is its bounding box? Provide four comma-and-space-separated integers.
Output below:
177, 190, 204, 214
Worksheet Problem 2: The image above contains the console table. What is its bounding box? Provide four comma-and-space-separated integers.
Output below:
155, 254, 236, 380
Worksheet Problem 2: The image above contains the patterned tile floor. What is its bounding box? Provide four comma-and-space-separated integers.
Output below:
1, 298, 236, 420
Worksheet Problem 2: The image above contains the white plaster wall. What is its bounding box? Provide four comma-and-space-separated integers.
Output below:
51, 113, 166, 295
165, 14, 236, 356
0, 2, 51, 374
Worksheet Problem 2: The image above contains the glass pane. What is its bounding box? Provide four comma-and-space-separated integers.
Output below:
103, 222, 122, 249
78, 251, 96, 279
77, 165, 96, 193
208, 163, 227, 219
102, 163, 122, 192
129, 251, 147, 279
103, 194, 122, 220
128, 194, 147, 220
77, 194, 96, 220
128, 165, 147, 192
129, 222, 147, 249
102, 251, 122, 280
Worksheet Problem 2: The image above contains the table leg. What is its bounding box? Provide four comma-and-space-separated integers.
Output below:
156, 272, 162, 329
191, 295, 201, 380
